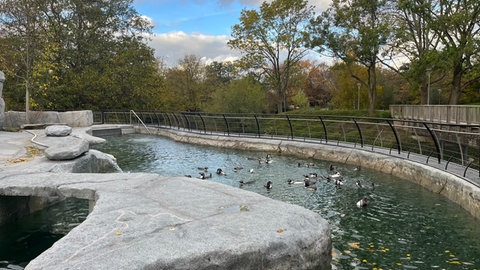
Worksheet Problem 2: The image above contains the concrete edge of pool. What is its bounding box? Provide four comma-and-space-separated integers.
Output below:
137, 126, 480, 221
0, 129, 332, 270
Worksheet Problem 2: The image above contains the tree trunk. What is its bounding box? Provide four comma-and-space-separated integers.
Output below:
368, 64, 377, 115
449, 62, 463, 105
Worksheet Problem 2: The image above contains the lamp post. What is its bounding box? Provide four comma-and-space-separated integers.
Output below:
438, 88, 441, 104
357, 82, 361, 110
426, 68, 432, 105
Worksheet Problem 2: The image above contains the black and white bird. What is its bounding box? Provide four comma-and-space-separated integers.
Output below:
355, 180, 363, 188
216, 168, 227, 175
264, 180, 273, 189
356, 198, 369, 208
198, 172, 212, 180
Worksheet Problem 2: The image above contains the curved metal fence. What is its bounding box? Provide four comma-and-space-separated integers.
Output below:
93, 111, 480, 186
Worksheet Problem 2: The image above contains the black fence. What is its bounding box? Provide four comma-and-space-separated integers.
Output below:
93, 111, 480, 185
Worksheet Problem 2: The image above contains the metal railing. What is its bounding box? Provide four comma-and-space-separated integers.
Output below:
93, 111, 480, 186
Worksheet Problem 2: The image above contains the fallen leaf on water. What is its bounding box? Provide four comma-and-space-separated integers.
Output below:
276, 229, 284, 233
348, 242, 360, 249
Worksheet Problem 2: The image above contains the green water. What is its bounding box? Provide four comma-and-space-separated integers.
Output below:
0, 198, 89, 269
92, 134, 480, 269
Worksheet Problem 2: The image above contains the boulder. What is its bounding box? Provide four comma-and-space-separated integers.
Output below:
71, 150, 122, 173
59, 110, 93, 127
43, 136, 89, 160
45, 125, 72, 137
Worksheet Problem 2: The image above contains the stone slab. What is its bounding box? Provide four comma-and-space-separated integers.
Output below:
0, 172, 332, 270
45, 125, 72, 136
42, 136, 89, 160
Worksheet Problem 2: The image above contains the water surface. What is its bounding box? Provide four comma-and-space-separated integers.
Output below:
93, 134, 480, 269
0, 198, 89, 269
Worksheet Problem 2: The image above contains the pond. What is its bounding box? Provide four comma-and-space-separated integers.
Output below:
0, 197, 89, 269
92, 134, 480, 269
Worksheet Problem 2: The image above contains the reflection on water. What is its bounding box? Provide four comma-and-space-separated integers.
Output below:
0, 198, 89, 269
93, 134, 480, 269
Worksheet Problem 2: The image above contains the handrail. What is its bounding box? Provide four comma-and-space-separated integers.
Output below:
129, 110, 152, 135
95, 111, 480, 182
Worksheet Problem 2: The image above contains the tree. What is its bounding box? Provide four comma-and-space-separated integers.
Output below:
297, 60, 333, 108
164, 55, 205, 112
0, 0, 156, 112
228, 0, 314, 113
429, 0, 480, 104
205, 76, 267, 113
309, 0, 394, 115
0, 0, 47, 120
382, 0, 444, 104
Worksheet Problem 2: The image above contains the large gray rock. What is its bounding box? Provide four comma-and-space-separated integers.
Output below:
0, 172, 332, 270
45, 125, 72, 137
43, 136, 89, 160
3, 110, 94, 129
59, 110, 93, 127
70, 150, 122, 173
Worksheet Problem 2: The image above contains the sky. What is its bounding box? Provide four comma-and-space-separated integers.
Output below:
132, 0, 331, 67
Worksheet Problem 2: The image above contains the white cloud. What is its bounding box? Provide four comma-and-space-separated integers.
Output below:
146, 31, 241, 67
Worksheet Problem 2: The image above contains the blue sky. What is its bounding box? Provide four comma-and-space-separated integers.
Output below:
132, 0, 330, 67
134, 1, 250, 36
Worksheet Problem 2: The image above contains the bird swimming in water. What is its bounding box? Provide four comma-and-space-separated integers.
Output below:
355, 180, 363, 188
288, 179, 304, 185
264, 180, 273, 189
304, 172, 318, 179
233, 167, 243, 172
335, 178, 344, 187
259, 154, 273, 164
328, 171, 342, 181
239, 180, 256, 186
304, 179, 317, 191
198, 172, 212, 180
356, 198, 369, 208
216, 168, 226, 175
298, 162, 315, 168
197, 166, 209, 172
305, 183, 317, 191
304, 178, 317, 187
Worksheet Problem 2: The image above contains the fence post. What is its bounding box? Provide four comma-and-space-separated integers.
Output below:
386, 120, 401, 154
286, 115, 294, 139
423, 123, 442, 164
318, 116, 328, 143
223, 114, 230, 136
182, 113, 191, 131
352, 118, 364, 148
254, 114, 260, 137
172, 113, 181, 129
197, 113, 207, 134
163, 113, 172, 128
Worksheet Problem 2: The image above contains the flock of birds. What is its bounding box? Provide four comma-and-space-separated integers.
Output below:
186, 154, 372, 208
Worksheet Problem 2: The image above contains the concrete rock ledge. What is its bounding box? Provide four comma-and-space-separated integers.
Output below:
0, 172, 332, 270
